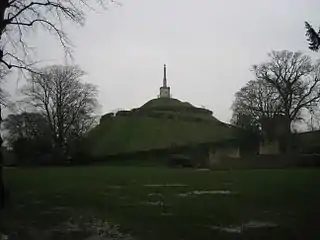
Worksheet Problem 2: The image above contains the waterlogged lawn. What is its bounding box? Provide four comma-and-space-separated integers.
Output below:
2, 166, 320, 239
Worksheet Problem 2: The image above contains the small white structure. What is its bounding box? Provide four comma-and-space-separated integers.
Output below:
159, 64, 171, 98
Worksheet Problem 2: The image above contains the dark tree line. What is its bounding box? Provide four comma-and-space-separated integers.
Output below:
231, 50, 320, 152
3, 65, 98, 165
0, 0, 116, 211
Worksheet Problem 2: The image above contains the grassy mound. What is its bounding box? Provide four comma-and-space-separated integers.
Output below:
141, 98, 194, 109
88, 117, 234, 158
87, 98, 236, 158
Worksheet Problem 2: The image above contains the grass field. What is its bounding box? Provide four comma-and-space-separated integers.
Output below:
2, 166, 320, 239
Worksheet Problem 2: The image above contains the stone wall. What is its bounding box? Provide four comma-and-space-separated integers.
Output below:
208, 145, 240, 168
215, 146, 240, 158
259, 140, 280, 155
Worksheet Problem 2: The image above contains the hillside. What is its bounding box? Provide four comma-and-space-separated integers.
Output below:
141, 98, 194, 109
87, 98, 236, 158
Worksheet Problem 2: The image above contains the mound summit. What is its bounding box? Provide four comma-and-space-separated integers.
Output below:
87, 65, 236, 158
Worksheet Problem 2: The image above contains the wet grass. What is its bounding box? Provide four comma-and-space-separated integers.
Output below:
2, 166, 320, 239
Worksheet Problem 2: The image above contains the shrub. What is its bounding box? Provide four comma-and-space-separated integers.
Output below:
116, 110, 131, 117
168, 153, 193, 168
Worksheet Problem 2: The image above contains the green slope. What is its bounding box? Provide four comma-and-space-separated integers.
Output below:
86, 97, 237, 158
87, 115, 235, 158
141, 98, 194, 108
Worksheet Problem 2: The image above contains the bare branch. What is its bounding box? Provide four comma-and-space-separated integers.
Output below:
0, 0, 118, 71
252, 50, 318, 121
21, 65, 98, 159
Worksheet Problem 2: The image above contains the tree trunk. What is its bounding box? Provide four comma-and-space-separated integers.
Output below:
284, 117, 292, 154
0, 3, 4, 213
0, 106, 4, 211
54, 137, 66, 164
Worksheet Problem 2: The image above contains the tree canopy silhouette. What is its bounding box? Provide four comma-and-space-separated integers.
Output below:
232, 50, 320, 151
0, 0, 116, 213
22, 65, 98, 161
305, 21, 320, 52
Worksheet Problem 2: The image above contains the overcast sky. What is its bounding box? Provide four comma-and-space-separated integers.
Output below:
5, 0, 320, 122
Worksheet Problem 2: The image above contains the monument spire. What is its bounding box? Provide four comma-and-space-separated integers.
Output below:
159, 64, 171, 98
163, 64, 167, 87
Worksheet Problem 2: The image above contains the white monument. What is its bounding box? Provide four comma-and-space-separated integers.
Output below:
159, 64, 171, 98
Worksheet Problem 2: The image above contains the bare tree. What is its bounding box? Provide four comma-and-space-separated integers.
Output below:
0, 0, 117, 70
252, 51, 320, 135
22, 65, 98, 161
0, 0, 117, 214
0, 65, 9, 106
0, 65, 10, 212
231, 79, 281, 130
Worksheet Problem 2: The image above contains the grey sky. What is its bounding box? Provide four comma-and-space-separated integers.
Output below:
5, 0, 320, 122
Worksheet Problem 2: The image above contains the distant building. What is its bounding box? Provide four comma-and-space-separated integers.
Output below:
159, 64, 171, 98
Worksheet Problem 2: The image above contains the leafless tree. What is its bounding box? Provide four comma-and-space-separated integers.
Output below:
0, 65, 10, 106
22, 65, 98, 161
231, 79, 282, 130
0, 65, 10, 128
252, 50, 320, 135
0, 0, 117, 70
0, 64, 10, 211
0, 0, 118, 213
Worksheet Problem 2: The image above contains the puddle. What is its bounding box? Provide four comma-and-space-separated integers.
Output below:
53, 206, 71, 211
148, 193, 163, 197
211, 225, 242, 233
245, 221, 278, 229
4, 218, 134, 240
178, 190, 236, 197
210, 220, 278, 234
194, 190, 234, 195
177, 193, 190, 197
58, 219, 134, 239
223, 182, 233, 186
144, 184, 187, 187
196, 168, 210, 171
84, 219, 134, 240
141, 201, 164, 206
144, 184, 165, 187
161, 212, 173, 216
107, 185, 125, 189
61, 222, 81, 232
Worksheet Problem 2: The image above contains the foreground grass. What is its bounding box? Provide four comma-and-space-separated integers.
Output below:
2, 166, 320, 239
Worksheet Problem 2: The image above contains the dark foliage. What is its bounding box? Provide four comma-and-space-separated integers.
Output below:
305, 21, 320, 52
3, 112, 53, 165
12, 137, 53, 166
116, 110, 130, 117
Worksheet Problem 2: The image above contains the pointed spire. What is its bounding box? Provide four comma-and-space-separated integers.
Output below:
163, 64, 167, 87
